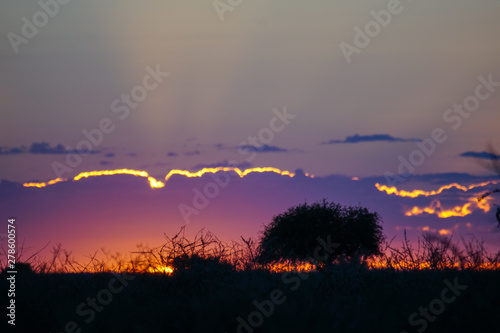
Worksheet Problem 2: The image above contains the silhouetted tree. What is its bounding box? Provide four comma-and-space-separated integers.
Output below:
257, 199, 384, 266
478, 190, 500, 227
475, 144, 500, 227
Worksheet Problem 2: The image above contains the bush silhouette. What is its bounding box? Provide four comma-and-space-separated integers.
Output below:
1, 262, 33, 275
257, 199, 384, 266
172, 253, 234, 273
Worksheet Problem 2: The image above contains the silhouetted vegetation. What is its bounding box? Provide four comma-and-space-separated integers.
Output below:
2, 203, 500, 332
475, 143, 500, 226
2, 230, 500, 333
478, 189, 500, 227
382, 230, 500, 270
257, 200, 384, 267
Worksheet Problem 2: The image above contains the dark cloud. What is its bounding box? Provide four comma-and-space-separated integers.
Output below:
167, 150, 201, 157
215, 143, 227, 150
29, 142, 70, 154
0, 146, 25, 155
1, 142, 99, 155
460, 151, 500, 160
218, 143, 297, 154
100, 160, 112, 166
321, 134, 422, 145
128, 153, 137, 157
238, 144, 288, 153
184, 151, 200, 156
104, 153, 115, 158
192, 160, 252, 170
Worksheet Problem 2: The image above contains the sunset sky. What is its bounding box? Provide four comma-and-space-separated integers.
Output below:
1, 1, 499, 260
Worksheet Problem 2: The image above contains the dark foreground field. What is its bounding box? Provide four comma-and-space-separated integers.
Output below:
2, 266, 499, 333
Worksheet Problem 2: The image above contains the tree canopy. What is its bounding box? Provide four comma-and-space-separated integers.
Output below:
257, 200, 384, 265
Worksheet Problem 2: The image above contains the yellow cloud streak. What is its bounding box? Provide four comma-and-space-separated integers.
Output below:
164, 166, 298, 182
404, 196, 492, 218
23, 178, 66, 188
23, 167, 309, 189
375, 181, 498, 198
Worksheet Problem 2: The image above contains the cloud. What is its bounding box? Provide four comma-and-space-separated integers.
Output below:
100, 160, 112, 166
215, 143, 228, 150
192, 160, 253, 171
29, 142, 71, 154
0, 146, 25, 155
460, 151, 500, 160
238, 144, 288, 153
1, 142, 99, 155
104, 153, 115, 158
217, 143, 292, 153
184, 151, 200, 156
167, 150, 201, 157
321, 134, 422, 145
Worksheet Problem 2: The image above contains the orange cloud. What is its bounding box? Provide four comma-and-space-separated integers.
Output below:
73, 169, 166, 189
164, 166, 300, 182
375, 181, 498, 198
404, 196, 492, 218
23, 177, 66, 188
23, 167, 311, 189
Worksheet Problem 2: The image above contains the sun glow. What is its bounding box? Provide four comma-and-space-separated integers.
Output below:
147, 265, 174, 274
23, 167, 309, 189
268, 261, 317, 273
439, 229, 451, 235
268, 259, 500, 271
367, 259, 500, 270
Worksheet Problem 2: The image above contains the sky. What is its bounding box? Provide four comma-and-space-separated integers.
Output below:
1, 0, 499, 261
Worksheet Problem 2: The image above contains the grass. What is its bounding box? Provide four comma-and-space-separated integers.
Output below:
1, 229, 500, 332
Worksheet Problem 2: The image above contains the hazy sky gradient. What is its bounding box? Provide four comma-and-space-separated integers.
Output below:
1, 1, 500, 263
1, 0, 499, 182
